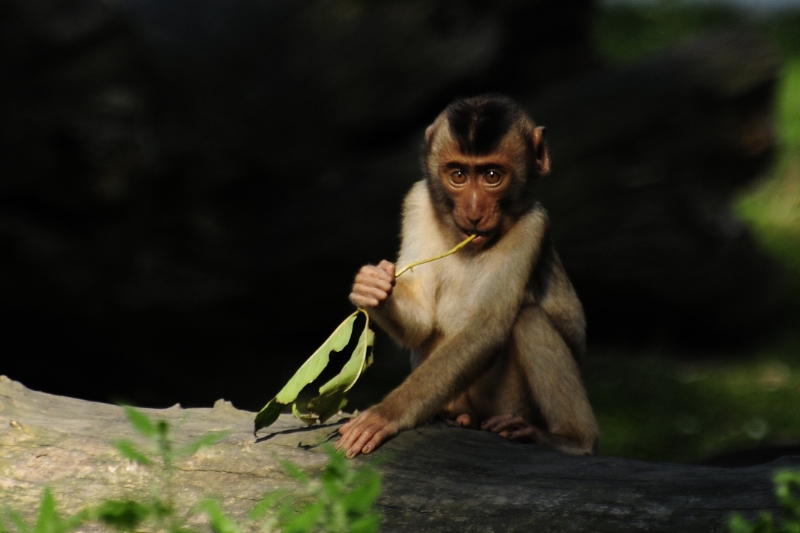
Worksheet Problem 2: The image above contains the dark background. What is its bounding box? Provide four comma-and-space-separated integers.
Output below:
2, 0, 798, 458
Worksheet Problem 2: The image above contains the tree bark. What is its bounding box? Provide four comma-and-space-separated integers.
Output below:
1, 376, 797, 533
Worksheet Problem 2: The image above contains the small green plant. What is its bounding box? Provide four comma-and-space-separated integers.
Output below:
95, 406, 230, 533
729, 470, 800, 533
252, 445, 382, 533
2, 408, 382, 533
1, 488, 89, 533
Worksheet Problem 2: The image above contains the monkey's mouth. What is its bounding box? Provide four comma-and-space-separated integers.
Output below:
458, 228, 494, 246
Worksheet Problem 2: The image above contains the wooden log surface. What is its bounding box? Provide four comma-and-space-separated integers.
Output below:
2, 375, 799, 532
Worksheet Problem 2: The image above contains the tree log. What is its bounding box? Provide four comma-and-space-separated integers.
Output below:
2, 376, 797, 533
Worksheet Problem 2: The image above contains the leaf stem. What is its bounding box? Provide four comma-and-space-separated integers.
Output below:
395, 234, 477, 278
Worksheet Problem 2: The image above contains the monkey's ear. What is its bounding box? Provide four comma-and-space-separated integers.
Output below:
532, 126, 551, 176
425, 124, 436, 144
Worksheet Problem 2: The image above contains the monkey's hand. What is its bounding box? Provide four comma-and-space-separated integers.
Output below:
336, 409, 398, 458
481, 414, 540, 442
349, 260, 396, 308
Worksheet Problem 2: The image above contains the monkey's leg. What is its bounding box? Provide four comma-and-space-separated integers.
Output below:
510, 306, 599, 455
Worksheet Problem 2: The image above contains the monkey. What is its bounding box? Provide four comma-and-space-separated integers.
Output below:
338, 94, 599, 458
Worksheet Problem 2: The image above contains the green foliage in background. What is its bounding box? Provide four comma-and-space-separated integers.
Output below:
1, 408, 382, 533
737, 10, 800, 289
585, 341, 800, 462
594, 3, 800, 284
591, 2, 800, 463
593, 1, 744, 63
729, 470, 800, 533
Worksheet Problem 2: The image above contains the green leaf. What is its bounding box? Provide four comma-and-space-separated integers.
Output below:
6, 510, 31, 533
279, 459, 311, 484
167, 526, 200, 533
253, 400, 284, 433
248, 489, 290, 520
305, 315, 374, 424
121, 407, 156, 438
281, 501, 324, 533
198, 500, 242, 533
321, 445, 347, 478
341, 473, 381, 516
291, 402, 318, 427
176, 431, 230, 457
113, 440, 153, 466
155, 420, 170, 437
254, 311, 359, 433
349, 514, 382, 533
306, 394, 348, 428
95, 500, 149, 530
33, 488, 62, 533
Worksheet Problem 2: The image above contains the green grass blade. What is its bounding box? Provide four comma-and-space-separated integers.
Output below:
121, 406, 156, 438
33, 488, 60, 533
198, 500, 243, 533
176, 431, 230, 457
113, 440, 153, 466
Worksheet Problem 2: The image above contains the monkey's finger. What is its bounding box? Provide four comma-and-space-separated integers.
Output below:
336, 420, 362, 448
356, 266, 394, 285
507, 427, 536, 442
361, 428, 395, 455
337, 414, 375, 451
349, 292, 381, 309
377, 260, 396, 279
481, 413, 516, 430
346, 429, 376, 458
338, 417, 356, 433
353, 274, 394, 294
351, 285, 389, 305
483, 416, 528, 434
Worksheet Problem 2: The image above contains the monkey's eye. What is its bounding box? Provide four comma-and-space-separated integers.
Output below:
484, 170, 503, 185
449, 170, 467, 185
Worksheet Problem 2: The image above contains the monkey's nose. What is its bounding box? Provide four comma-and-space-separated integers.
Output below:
467, 217, 482, 227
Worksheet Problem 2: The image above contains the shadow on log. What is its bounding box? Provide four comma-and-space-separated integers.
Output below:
2, 376, 798, 533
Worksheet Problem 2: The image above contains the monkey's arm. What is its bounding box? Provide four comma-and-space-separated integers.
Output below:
337, 293, 519, 458
349, 261, 435, 349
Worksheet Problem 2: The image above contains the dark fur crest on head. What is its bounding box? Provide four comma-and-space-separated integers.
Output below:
446, 95, 520, 155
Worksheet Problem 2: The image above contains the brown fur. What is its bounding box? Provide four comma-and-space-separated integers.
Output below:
340, 95, 599, 457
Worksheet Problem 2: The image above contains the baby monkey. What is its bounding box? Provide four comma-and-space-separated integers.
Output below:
340, 95, 599, 458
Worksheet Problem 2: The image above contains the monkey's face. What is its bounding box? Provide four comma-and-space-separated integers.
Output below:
437, 148, 521, 248
428, 131, 528, 249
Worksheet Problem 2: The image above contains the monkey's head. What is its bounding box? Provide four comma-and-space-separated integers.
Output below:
423, 95, 550, 249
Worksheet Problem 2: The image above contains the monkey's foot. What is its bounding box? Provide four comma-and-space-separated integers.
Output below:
481, 414, 537, 442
